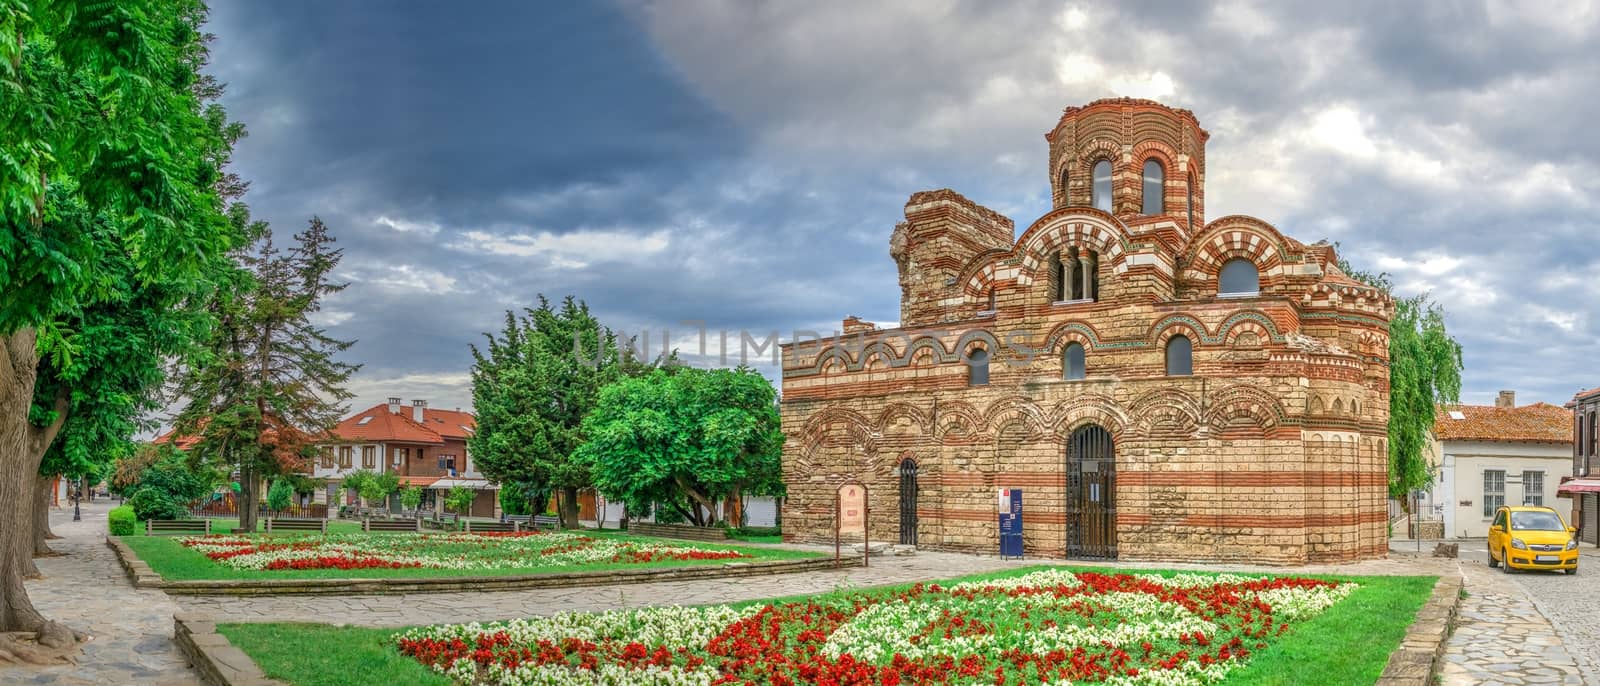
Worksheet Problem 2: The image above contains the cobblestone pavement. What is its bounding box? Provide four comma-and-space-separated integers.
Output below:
5, 500, 200, 686
1438, 553, 1588, 686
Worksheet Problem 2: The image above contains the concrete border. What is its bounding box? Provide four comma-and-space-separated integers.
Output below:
1375, 574, 1464, 686
108, 536, 855, 596
174, 614, 283, 686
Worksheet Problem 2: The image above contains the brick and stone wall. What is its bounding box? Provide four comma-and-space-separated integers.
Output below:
780, 98, 1393, 566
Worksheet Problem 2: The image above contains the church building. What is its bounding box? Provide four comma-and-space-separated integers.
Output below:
779, 98, 1393, 565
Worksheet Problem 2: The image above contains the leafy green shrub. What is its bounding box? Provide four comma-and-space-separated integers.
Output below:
730, 525, 780, 538
108, 505, 137, 535
266, 480, 293, 511
130, 487, 187, 521
399, 486, 423, 511
125, 450, 214, 521
445, 486, 476, 515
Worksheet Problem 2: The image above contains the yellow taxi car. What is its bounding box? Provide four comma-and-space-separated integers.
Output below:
1487, 506, 1579, 575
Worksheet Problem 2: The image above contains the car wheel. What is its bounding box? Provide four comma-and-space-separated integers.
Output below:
1488, 549, 1498, 568
1503, 549, 1514, 574
1567, 566, 1578, 576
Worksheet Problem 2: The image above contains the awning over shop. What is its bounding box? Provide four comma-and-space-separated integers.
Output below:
1557, 478, 1600, 496
426, 478, 497, 490
396, 476, 440, 488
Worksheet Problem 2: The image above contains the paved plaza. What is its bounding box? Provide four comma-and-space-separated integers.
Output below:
6, 501, 1600, 685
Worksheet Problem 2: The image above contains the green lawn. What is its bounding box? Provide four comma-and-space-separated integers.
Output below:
120, 528, 817, 581
221, 565, 1436, 685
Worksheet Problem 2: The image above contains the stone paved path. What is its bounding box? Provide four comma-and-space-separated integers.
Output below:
1438, 556, 1587, 686
5, 500, 200, 686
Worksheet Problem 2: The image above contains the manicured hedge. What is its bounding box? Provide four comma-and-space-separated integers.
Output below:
729, 525, 780, 538
108, 505, 137, 536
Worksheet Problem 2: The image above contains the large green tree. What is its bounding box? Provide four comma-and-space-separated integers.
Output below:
577, 367, 784, 527
468, 296, 646, 528
1339, 255, 1464, 500
172, 218, 358, 533
0, 0, 242, 657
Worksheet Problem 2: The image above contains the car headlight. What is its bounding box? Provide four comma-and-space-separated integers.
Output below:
1569, 539, 1580, 551
1511, 539, 1528, 550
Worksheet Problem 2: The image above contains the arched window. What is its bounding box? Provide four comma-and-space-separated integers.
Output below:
1219, 258, 1260, 296
1059, 168, 1070, 206
1092, 160, 1112, 212
1142, 159, 1164, 215
1165, 335, 1192, 376
1052, 254, 1066, 301
1063, 342, 1086, 381
967, 348, 989, 386
982, 288, 996, 314
1186, 174, 1195, 227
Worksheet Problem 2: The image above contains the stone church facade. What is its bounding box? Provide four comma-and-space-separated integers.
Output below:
779, 98, 1393, 565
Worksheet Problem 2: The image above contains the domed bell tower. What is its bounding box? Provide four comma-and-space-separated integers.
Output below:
1044, 98, 1209, 235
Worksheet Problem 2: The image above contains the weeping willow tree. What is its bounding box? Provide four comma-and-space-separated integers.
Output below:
1338, 253, 1464, 500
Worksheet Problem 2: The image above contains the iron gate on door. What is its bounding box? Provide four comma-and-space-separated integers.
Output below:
1067, 424, 1116, 559
899, 457, 918, 546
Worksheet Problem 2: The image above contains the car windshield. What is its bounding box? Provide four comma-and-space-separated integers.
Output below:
1510, 511, 1565, 531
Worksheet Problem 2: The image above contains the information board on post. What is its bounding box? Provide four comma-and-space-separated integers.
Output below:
998, 487, 1023, 559
835, 483, 869, 568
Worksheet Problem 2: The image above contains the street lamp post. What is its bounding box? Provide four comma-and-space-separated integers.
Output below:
72, 480, 81, 522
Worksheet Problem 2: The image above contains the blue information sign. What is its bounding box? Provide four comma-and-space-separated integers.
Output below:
998, 488, 1023, 559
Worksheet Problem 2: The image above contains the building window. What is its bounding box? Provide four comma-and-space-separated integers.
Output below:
1092, 160, 1112, 212
967, 347, 990, 386
1063, 343, 1086, 381
1142, 159, 1164, 215
320, 448, 334, 469
1056, 247, 1098, 302
1483, 470, 1505, 517
1165, 335, 1192, 377
1059, 168, 1070, 206
436, 455, 458, 474
1219, 258, 1260, 296
1523, 470, 1544, 506
1591, 411, 1598, 458
1052, 253, 1066, 301
1187, 173, 1196, 228
338, 446, 353, 468
983, 288, 996, 314
361, 445, 376, 469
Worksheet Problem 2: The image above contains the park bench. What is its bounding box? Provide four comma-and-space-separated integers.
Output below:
531, 514, 560, 531
146, 519, 212, 536
464, 520, 519, 533
264, 517, 327, 534
502, 514, 532, 526
362, 518, 420, 533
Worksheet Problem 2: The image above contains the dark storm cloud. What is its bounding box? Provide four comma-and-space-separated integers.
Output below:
203, 1, 1600, 412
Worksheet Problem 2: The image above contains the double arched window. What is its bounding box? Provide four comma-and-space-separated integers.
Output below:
1218, 258, 1260, 296
1063, 343, 1086, 381
1142, 160, 1164, 215
1165, 335, 1193, 376
1052, 247, 1099, 302
967, 348, 990, 386
1091, 160, 1112, 212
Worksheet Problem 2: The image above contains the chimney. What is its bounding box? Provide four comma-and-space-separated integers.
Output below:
412, 399, 427, 423
387, 397, 401, 414
1496, 390, 1516, 409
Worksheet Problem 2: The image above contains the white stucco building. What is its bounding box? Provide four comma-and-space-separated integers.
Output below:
1425, 392, 1572, 539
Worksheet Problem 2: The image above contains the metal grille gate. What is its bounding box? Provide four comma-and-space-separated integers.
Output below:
899, 458, 918, 546
1066, 425, 1117, 559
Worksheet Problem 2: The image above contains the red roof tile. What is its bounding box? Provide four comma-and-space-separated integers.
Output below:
1434, 402, 1571, 443
330, 403, 475, 444
1574, 387, 1600, 403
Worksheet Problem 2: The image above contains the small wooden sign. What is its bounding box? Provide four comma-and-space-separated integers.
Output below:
835, 482, 869, 568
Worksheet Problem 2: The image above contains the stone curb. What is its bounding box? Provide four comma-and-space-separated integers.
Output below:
1374, 574, 1463, 686
173, 614, 284, 686
108, 536, 858, 596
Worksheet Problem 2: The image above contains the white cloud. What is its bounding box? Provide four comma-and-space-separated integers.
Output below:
450, 228, 670, 269
310, 309, 354, 327
373, 215, 441, 236
344, 263, 460, 294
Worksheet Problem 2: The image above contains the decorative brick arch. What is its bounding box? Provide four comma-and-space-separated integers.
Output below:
934, 400, 985, 443
1147, 314, 1208, 346
1063, 138, 1122, 207
955, 249, 1009, 303
1014, 214, 1132, 288
1041, 320, 1104, 354
1047, 393, 1128, 439
1216, 311, 1286, 344
876, 402, 931, 437
1126, 387, 1202, 438
1131, 141, 1179, 216
954, 330, 1000, 360
1181, 216, 1293, 294
983, 396, 1052, 440
1204, 384, 1290, 435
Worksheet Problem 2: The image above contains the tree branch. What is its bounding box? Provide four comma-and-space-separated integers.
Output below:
30, 385, 71, 460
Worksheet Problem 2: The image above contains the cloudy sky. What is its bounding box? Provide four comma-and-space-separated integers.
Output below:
202, 1, 1600, 415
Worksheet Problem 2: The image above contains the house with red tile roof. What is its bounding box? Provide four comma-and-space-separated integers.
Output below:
1419, 391, 1574, 539
1559, 386, 1600, 546
310, 397, 498, 517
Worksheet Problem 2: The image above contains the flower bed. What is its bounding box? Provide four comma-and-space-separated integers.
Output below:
396, 569, 1357, 685
175, 531, 752, 572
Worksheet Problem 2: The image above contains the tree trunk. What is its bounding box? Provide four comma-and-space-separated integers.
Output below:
1, 329, 49, 633
32, 477, 56, 557
558, 486, 579, 529
673, 475, 718, 527
238, 462, 259, 533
